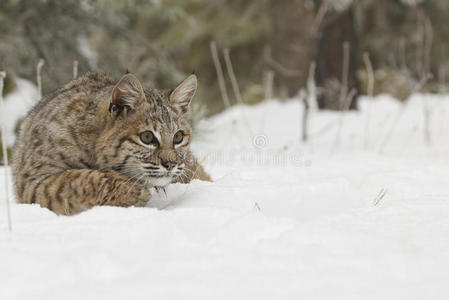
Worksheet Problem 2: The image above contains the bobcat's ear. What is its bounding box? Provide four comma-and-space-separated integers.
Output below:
110, 73, 145, 116
169, 74, 197, 113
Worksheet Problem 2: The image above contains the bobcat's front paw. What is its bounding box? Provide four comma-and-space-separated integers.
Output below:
104, 173, 151, 207
129, 182, 152, 207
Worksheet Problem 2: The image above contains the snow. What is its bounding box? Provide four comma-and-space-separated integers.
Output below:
2, 93, 449, 299
0, 78, 38, 146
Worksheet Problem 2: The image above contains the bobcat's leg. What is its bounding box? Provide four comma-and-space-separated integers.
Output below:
23, 169, 150, 215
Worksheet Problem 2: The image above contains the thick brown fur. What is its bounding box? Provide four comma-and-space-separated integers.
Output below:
13, 72, 211, 215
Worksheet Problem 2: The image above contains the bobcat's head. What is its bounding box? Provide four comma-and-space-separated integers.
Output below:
97, 73, 197, 187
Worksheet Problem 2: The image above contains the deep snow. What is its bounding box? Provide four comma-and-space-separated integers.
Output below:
2, 94, 449, 299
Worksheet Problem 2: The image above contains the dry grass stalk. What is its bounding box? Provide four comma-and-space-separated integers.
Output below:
330, 42, 354, 154
210, 41, 231, 108
363, 52, 375, 97
302, 61, 316, 142
438, 65, 448, 93
264, 70, 274, 100
0, 71, 12, 232
363, 52, 375, 149
73, 60, 79, 79
223, 48, 243, 105
339, 42, 350, 109
222, 49, 254, 137
36, 59, 45, 100
373, 188, 387, 206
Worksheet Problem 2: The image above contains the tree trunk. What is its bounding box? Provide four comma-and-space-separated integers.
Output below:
268, 0, 315, 97
316, 6, 359, 110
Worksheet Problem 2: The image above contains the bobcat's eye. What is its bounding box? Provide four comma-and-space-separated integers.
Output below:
140, 131, 156, 145
173, 130, 184, 145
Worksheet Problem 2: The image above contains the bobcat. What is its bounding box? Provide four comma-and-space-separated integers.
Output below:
13, 72, 210, 215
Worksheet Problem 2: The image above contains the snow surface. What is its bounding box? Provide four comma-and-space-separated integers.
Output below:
2, 94, 449, 299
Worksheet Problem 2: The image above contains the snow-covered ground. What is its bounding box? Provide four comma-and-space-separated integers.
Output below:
2, 93, 449, 299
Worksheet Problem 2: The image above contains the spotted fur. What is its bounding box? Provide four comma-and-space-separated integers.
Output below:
13, 72, 210, 215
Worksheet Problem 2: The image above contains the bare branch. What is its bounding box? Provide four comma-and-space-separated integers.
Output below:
264, 47, 302, 77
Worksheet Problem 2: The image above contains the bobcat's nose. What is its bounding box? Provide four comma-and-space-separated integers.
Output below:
161, 160, 176, 171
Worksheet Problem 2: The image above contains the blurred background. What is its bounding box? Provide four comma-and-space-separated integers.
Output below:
1, 0, 449, 155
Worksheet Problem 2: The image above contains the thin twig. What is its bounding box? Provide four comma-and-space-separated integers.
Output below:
363, 52, 375, 149
398, 38, 407, 72
339, 42, 350, 109
363, 52, 374, 98
423, 16, 433, 77
423, 16, 433, 146
302, 61, 316, 142
373, 188, 387, 206
223, 48, 243, 105
0, 71, 12, 232
222, 49, 254, 137
438, 65, 448, 93
330, 42, 352, 155
36, 59, 45, 100
307, 61, 317, 110
416, 12, 424, 77
210, 41, 231, 108
264, 70, 274, 100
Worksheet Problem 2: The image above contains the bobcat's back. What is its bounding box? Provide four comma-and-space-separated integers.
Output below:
14, 72, 113, 187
